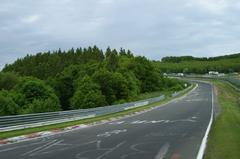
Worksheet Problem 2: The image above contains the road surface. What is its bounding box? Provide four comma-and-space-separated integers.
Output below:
0, 82, 213, 159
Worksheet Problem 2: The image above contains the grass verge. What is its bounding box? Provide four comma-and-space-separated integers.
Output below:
135, 91, 163, 100
0, 85, 194, 140
204, 80, 240, 159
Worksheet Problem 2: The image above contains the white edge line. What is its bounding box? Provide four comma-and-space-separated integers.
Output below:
196, 83, 214, 159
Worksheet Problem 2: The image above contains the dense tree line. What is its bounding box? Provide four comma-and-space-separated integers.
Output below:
0, 72, 61, 115
0, 46, 185, 116
156, 54, 240, 74
161, 53, 240, 63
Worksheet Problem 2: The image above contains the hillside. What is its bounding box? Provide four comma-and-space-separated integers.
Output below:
161, 53, 240, 63
156, 53, 240, 74
0, 46, 186, 116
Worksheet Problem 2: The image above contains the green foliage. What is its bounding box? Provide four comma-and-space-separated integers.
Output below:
164, 78, 183, 90
129, 56, 163, 92
49, 65, 80, 110
157, 54, 240, 73
161, 53, 240, 63
92, 69, 118, 104
205, 81, 240, 159
3, 46, 105, 79
0, 91, 19, 115
15, 77, 61, 114
119, 72, 140, 100
70, 76, 106, 109
0, 46, 185, 115
0, 77, 61, 116
22, 98, 61, 114
105, 48, 119, 71
111, 72, 131, 100
0, 72, 19, 90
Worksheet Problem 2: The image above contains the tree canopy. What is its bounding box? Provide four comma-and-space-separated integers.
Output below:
157, 53, 240, 74
0, 46, 185, 116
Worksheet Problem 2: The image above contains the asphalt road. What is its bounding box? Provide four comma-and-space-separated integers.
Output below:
0, 82, 213, 159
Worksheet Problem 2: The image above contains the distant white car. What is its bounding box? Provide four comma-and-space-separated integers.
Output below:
177, 73, 184, 77
208, 71, 219, 75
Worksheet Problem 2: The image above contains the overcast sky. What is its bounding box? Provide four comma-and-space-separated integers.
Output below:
1, 0, 240, 69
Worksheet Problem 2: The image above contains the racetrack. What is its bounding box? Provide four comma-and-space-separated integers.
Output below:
0, 82, 213, 159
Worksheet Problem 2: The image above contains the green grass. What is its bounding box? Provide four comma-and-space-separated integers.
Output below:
0, 85, 194, 140
232, 74, 240, 79
135, 91, 163, 100
136, 90, 179, 101
205, 81, 240, 159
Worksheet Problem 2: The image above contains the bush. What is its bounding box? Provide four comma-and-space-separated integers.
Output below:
92, 69, 117, 104
70, 76, 106, 109
163, 78, 184, 91
22, 98, 61, 114
0, 72, 19, 90
0, 91, 18, 116
15, 77, 61, 113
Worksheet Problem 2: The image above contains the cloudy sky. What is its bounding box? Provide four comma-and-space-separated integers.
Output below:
1, 0, 240, 68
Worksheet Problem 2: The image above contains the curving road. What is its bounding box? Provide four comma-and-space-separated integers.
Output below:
0, 82, 213, 159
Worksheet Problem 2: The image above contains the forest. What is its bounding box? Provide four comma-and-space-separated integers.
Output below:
0, 46, 185, 116
156, 53, 240, 74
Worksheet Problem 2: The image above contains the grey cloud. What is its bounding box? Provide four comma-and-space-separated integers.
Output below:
1, 0, 240, 69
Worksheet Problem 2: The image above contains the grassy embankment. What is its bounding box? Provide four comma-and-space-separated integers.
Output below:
205, 80, 240, 159
0, 85, 194, 140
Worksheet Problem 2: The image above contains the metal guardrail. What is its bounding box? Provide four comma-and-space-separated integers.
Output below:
0, 95, 166, 132
218, 76, 240, 89
186, 75, 240, 91
172, 91, 181, 97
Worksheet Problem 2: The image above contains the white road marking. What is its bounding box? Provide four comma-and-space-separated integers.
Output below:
196, 82, 214, 159
97, 129, 127, 137
131, 120, 147, 124
174, 119, 196, 122
120, 142, 152, 159
129, 119, 196, 125
96, 141, 126, 159
109, 121, 125, 125
151, 120, 165, 124
75, 140, 126, 159
21, 139, 58, 156
31, 140, 64, 156
0, 141, 45, 153
185, 99, 208, 102
96, 140, 101, 149
154, 142, 170, 159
